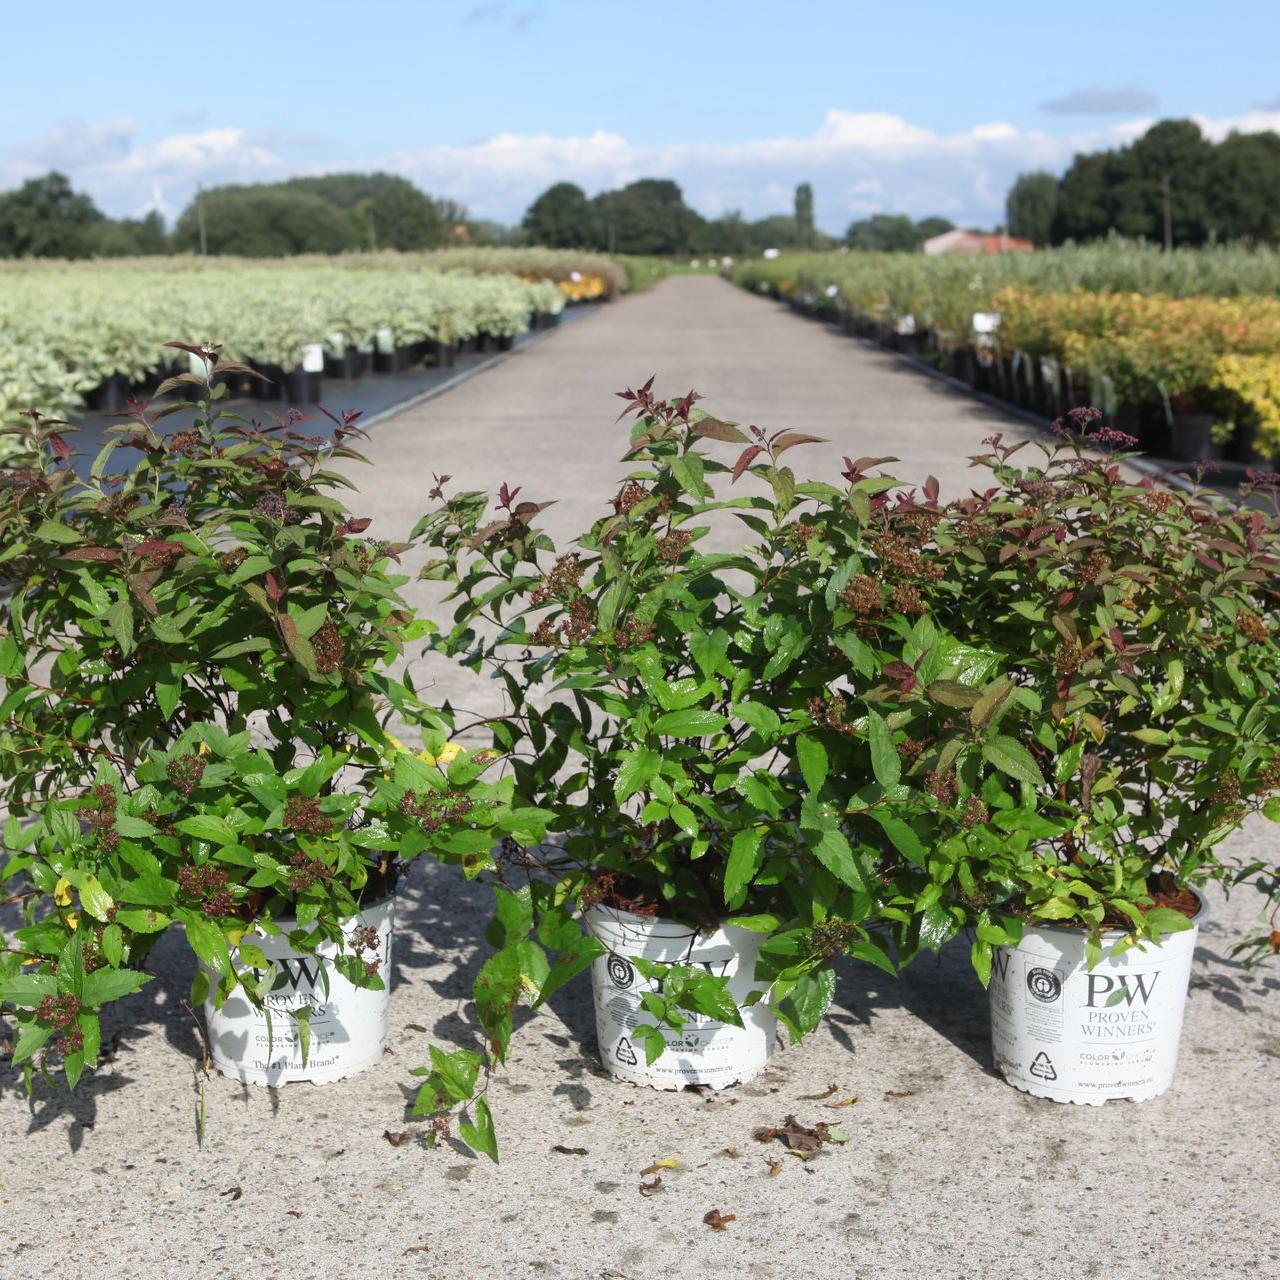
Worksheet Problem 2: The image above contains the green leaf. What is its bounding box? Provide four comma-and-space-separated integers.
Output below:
79, 875, 114, 922
732, 700, 782, 739
873, 814, 927, 866
1263, 796, 1280, 823
0, 973, 58, 1006
35, 518, 84, 545
652, 708, 728, 738
865, 710, 900, 790
106, 601, 135, 656
459, 1097, 499, 1163
724, 827, 766, 903
808, 828, 867, 889
782, 967, 836, 1039
981, 736, 1046, 788
81, 968, 151, 1007
797, 736, 829, 794
669, 802, 698, 838
175, 815, 237, 845
614, 748, 661, 804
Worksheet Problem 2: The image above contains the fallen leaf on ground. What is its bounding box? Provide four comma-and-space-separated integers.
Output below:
285, 1210, 302, 1219
703, 1209, 736, 1230
383, 1130, 411, 1147
552, 1145, 588, 1156
754, 1115, 849, 1152
884, 1089, 916, 1100
823, 1096, 860, 1109
220, 1186, 243, 1201
721, 1146, 739, 1158
639, 1177, 663, 1197
766, 1157, 784, 1177
404, 1023, 427, 1033
639, 1158, 679, 1175
404, 1244, 430, 1255
798, 1083, 838, 1101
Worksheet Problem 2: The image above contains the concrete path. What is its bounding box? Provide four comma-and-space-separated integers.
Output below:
3, 278, 1278, 1280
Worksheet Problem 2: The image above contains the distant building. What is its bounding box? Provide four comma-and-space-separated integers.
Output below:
922, 229, 1035, 256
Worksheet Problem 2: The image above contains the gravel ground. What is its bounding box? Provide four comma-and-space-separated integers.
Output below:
3, 277, 1276, 1280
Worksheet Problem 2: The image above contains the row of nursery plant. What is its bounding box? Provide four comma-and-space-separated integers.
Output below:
738, 247, 1280, 463
0, 247, 650, 441
2, 358, 1278, 1158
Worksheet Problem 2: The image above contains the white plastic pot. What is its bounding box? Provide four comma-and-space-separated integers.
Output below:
586, 905, 775, 1090
989, 893, 1206, 1105
203, 895, 394, 1087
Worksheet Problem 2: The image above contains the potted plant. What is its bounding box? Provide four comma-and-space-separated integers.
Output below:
0, 343, 537, 1088
893, 410, 1280, 1102
404, 381, 992, 1153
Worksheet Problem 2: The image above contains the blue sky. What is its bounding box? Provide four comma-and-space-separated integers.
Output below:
4, 0, 1279, 231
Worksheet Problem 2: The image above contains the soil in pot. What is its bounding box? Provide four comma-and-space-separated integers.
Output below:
586, 902, 776, 1091
202, 892, 396, 1086
989, 888, 1206, 1105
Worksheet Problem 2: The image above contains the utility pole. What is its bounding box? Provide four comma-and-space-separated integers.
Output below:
196, 183, 207, 256
1161, 173, 1173, 252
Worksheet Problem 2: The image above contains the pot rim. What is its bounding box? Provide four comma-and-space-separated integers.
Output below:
241, 887, 398, 939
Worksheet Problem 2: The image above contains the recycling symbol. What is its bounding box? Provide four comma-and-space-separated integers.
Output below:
615, 1036, 638, 1066
1029, 1051, 1058, 1081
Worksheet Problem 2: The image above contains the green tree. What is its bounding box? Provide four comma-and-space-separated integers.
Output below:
173, 186, 359, 256
276, 173, 454, 250
593, 179, 699, 255
914, 216, 955, 242
1005, 172, 1059, 246
92, 210, 170, 257
794, 182, 815, 249
1208, 131, 1280, 243
845, 214, 921, 252
522, 182, 600, 248
0, 171, 104, 258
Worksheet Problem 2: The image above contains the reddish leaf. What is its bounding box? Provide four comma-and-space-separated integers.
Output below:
732, 445, 765, 483
770, 431, 827, 456
692, 417, 749, 444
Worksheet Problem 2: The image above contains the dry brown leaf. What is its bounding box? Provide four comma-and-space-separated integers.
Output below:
766, 1157, 784, 1177
285, 1210, 302, 1219
383, 1130, 411, 1147
639, 1176, 664, 1197
552, 1145, 588, 1156
798, 1083, 838, 1101
639, 1158, 679, 1176
404, 1244, 431, 1256
703, 1208, 736, 1231
884, 1089, 916, 1100
823, 1096, 860, 1109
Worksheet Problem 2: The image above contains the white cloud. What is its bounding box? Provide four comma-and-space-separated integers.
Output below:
5, 107, 1280, 232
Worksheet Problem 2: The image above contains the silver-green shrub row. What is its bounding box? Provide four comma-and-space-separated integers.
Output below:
0, 251, 598, 434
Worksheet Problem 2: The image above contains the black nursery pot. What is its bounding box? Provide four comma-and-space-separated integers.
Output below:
373, 346, 413, 374
430, 340, 455, 368
496, 333, 514, 352
1168, 413, 1221, 463
324, 348, 364, 381
1226, 417, 1277, 470
284, 368, 322, 404
457, 337, 477, 357
86, 372, 129, 413
254, 364, 285, 400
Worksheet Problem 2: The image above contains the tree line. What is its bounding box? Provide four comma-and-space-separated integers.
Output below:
0, 171, 488, 259
1007, 119, 1280, 248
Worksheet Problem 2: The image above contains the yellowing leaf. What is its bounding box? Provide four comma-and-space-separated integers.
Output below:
54, 877, 73, 907
66, 912, 79, 931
